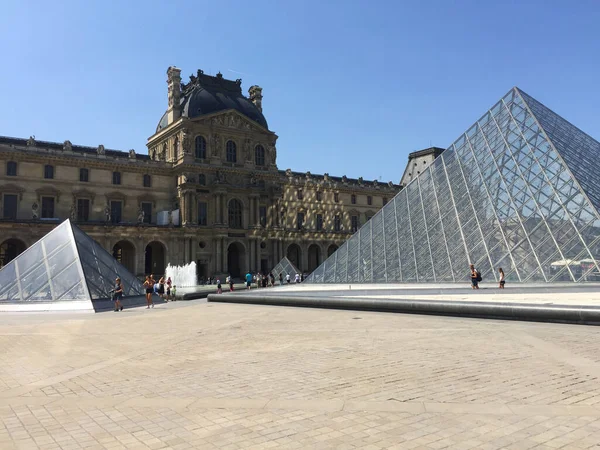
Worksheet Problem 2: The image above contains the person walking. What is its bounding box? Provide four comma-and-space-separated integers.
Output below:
269, 272, 275, 287
158, 277, 166, 300
166, 277, 172, 301
113, 277, 124, 312
279, 273, 283, 286
470, 264, 481, 289
498, 267, 505, 289
245, 271, 253, 290
217, 278, 222, 294
143, 275, 154, 308
286, 273, 291, 284
294, 273, 300, 283
229, 275, 234, 292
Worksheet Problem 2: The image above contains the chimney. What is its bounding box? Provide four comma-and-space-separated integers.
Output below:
248, 85, 263, 112
166, 66, 182, 125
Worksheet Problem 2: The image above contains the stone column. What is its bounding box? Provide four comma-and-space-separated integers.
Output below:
301, 244, 308, 273
248, 238, 254, 272
180, 192, 186, 225
245, 241, 251, 274
191, 194, 197, 225
255, 240, 261, 273
222, 238, 228, 274
215, 237, 222, 274
222, 195, 227, 226
215, 194, 221, 225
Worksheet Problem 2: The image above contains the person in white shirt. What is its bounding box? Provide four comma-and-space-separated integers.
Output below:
286, 273, 291, 284
294, 273, 300, 283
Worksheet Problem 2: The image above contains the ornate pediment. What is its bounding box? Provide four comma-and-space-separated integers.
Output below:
137, 194, 157, 208
35, 186, 61, 202
72, 188, 96, 204
0, 183, 26, 200
200, 111, 260, 132
105, 191, 127, 207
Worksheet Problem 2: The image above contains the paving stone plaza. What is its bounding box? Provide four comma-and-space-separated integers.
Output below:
2, 299, 600, 449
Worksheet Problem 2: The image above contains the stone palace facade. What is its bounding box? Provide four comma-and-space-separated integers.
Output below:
0, 67, 403, 280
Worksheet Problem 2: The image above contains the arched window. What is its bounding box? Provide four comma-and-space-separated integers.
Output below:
255, 145, 265, 166
198, 174, 206, 185
226, 140, 237, 163
228, 199, 243, 229
174, 137, 180, 159
195, 136, 206, 159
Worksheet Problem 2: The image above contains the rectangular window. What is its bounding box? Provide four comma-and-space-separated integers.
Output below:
112, 171, 121, 185
383, 197, 388, 206
259, 206, 267, 227
143, 174, 152, 188
2, 194, 17, 219
334, 214, 341, 231
334, 192, 339, 203
351, 194, 356, 204
297, 189, 303, 200
141, 202, 152, 224
367, 196, 372, 205
110, 200, 122, 224
351, 215, 359, 232
79, 168, 89, 182
41, 196, 55, 218
316, 213, 323, 231
6, 161, 17, 176
198, 201, 208, 226
44, 165, 54, 179
76, 198, 90, 222
297, 212, 304, 230
316, 191, 322, 201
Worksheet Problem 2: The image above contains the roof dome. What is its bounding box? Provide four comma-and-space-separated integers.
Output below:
156, 72, 268, 132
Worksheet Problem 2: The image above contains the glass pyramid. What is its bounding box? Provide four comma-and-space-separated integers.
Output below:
271, 257, 301, 280
308, 87, 600, 284
0, 219, 144, 303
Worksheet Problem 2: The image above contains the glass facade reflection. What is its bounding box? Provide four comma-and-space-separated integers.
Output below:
0, 220, 144, 303
307, 88, 600, 284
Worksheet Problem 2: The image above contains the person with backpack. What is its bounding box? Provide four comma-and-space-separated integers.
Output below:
470, 264, 481, 289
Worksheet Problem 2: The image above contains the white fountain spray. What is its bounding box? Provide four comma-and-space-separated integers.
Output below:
165, 261, 197, 287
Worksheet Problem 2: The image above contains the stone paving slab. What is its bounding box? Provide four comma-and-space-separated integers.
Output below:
2, 300, 600, 448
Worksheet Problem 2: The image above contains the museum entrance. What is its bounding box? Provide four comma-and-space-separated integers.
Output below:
227, 242, 245, 279
113, 240, 136, 274
0, 238, 26, 269
144, 241, 166, 276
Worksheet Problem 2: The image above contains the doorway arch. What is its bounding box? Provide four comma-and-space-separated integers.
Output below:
113, 240, 136, 274
0, 238, 26, 269
287, 243, 302, 271
145, 241, 166, 276
308, 244, 321, 273
327, 244, 339, 257
227, 242, 246, 278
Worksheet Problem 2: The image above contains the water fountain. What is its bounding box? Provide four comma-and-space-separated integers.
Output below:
165, 261, 197, 287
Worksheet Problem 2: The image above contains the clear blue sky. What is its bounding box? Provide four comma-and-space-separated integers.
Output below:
1, 0, 599, 183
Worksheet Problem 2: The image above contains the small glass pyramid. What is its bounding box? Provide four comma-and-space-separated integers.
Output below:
308, 87, 600, 284
0, 219, 144, 303
271, 257, 301, 280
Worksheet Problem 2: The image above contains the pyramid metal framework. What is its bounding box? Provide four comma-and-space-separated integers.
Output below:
271, 257, 301, 280
308, 87, 600, 284
0, 219, 144, 303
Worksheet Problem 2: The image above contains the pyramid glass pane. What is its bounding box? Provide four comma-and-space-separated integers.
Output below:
271, 257, 301, 282
306, 87, 600, 284
0, 219, 144, 303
